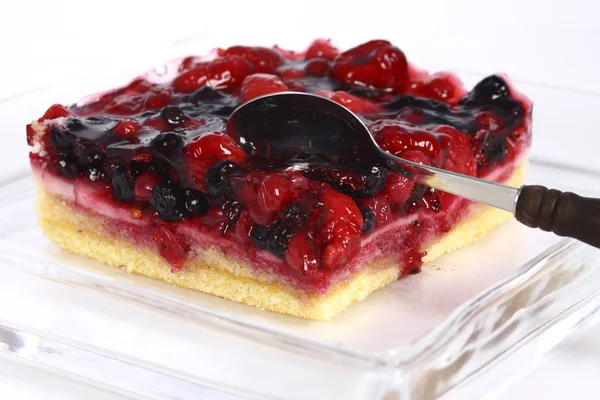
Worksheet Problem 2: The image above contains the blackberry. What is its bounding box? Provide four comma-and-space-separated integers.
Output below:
151, 182, 187, 221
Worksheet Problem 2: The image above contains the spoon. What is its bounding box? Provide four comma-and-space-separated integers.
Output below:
227, 91, 600, 249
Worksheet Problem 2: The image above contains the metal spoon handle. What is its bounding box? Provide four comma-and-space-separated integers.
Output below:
383, 151, 600, 249
382, 151, 519, 212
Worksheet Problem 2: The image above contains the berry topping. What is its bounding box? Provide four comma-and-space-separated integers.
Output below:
223, 46, 284, 74
240, 74, 289, 102
305, 39, 339, 60
332, 40, 409, 92
29, 39, 532, 278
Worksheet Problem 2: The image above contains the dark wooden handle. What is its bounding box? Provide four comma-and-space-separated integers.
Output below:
515, 185, 600, 248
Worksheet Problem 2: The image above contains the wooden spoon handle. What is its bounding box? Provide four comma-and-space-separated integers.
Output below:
515, 185, 600, 248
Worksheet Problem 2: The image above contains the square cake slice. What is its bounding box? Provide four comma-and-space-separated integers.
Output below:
27, 39, 532, 320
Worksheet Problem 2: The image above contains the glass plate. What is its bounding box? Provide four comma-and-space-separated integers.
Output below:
3, 37, 600, 399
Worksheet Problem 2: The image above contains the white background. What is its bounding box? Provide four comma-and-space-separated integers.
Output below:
2, 0, 600, 398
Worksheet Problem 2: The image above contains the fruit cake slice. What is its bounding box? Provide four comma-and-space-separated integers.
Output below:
27, 39, 532, 321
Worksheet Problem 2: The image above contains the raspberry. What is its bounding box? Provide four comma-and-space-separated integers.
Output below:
305, 58, 331, 77
317, 188, 363, 269
332, 40, 409, 92
173, 56, 252, 93
382, 173, 414, 204
40, 104, 69, 121
286, 232, 319, 275
411, 72, 465, 105
155, 225, 188, 273
113, 119, 141, 138
370, 119, 445, 166
431, 125, 476, 176
184, 133, 247, 188
256, 174, 295, 212
143, 86, 173, 111
223, 46, 284, 74
305, 39, 339, 60
234, 209, 254, 246
359, 195, 392, 226
399, 149, 432, 166
315, 90, 380, 114
240, 74, 288, 102
278, 68, 306, 80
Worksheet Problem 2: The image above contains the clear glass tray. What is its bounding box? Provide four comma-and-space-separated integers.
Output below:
1, 164, 600, 400
3, 36, 600, 399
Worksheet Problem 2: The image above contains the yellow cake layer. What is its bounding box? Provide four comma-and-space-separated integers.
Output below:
34, 163, 526, 321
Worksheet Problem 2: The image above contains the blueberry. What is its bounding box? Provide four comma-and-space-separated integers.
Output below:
57, 154, 77, 178
86, 116, 113, 125
160, 105, 185, 125
150, 132, 185, 159
190, 86, 227, 102
205, 160, 243, 197
385, 94, 450, 114
251, 225, 269, 249
183, 188, 209, 215
150, 182, 187, 221
360, 207, 375, 233
66, 118, 86, 132
346, 86, 383, 100
111, 171, 135, 201
357, 165, 387, 197
459, 75, 510, 106
50, 126, 76, 151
